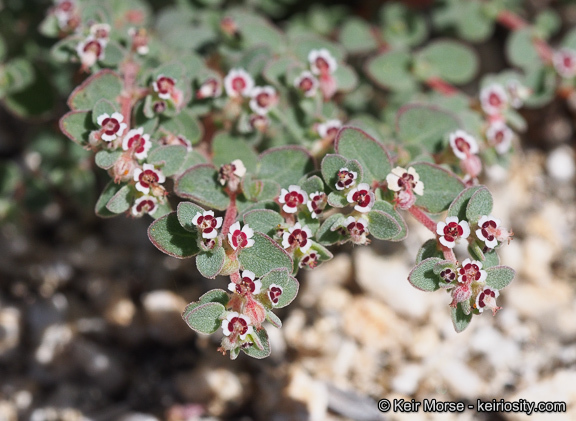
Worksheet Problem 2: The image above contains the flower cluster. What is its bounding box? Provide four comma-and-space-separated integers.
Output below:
386, 166, 424, 210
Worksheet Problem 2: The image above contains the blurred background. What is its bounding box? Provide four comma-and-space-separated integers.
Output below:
1, 0, 576, 420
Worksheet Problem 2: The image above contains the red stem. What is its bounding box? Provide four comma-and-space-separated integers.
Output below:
408, 206, 437, 233
441, 246, 457, 264
496, 10, 528, 30
426, 77, 458, 96
222, 192, 237, 236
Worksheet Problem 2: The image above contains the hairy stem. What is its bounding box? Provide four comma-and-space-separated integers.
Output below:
408, 206, 437, 233
426, 77, 459, 96
222, 192, 237, 236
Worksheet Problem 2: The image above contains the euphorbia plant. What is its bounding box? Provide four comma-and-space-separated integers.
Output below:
48, 0, 576, 359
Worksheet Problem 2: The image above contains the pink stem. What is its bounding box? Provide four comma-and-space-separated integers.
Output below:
496, 10, 528, 30
441, 246, 457, 264
221, 192, 237, 236
408, 206, 437, 233
426, 77, 458, 96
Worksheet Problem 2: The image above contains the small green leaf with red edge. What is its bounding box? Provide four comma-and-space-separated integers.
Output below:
299, 175, 325, 196
174, 164, 230, 211
60, 111, 93, 146
415, 40, 478, 84
196, 246, 226, 279
148, 145, 188, 177
335, 127, 391, 183
316, 213, 347, 245
466, 186, 493, 223
242, 328, 271, 359
321, 154, 363, 192
416, 239, 443, 264
367, 209, 402, 241
408, 257, 442, 291
241, 176, 280, 202
257, 146, 315, 187
106, 185, 133, 214
148, 211, 200, 258
182, 302, 225, 334
199, 289, 229, 306
365, 50, 417, 92
448, 185, 484, 221
452, 302, 473, 333
67, 69, 123, 111
95, 150, 122, 170
92, 98, 118, 125
95, 181, 124, 218
371, 200, 408, 241
339, 17, 377, 53
177, 201, 205, 232
243, 209, 284, 237
238, 233, 292, 277
485, 266, 515, 290
266, 310, 282, 328
259, 268, 299, 308
412, 162, 465, 214
212, 132, 259, 169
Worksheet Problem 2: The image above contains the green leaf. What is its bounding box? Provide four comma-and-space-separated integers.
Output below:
148, 145, 187, 177
408, 257, 442, 291
396, 104, 460, 153
485, 265, 515, 290
196, 246, 226, 279
212, 132, 258, 169
482, 249, 500, 268
243, 209, 284, 237
1, 58, 34, 95
106, 185, 133, 214
506, 28, 540, 70
321, 154, 363, 192
447, 185, 484, 221
177, 201, 205, 232
266, 310, 282, 328
327, 191, 349, 208
371, 200, 408, 241
242, 328, 271, 359
466, 186, 493, 223
60, 111, 93, 146
415, 40, 478, 84
452, 302, 473, 333
67, 70, 123, 111
148, 212, 200, 258
412, 162, 465, 214
160, 108, 203, 145
259, 268, 299, 308
365, 50, 417, 92
230, 9, 285, 51
333, 63, 358, 93
257, 146, 315, 187
182, 302, 225, 334
95, 150, 122, 170
335, 127, 391, 183
91, 99, 119, 125
316, 213, 347, 245
238, 233, 292, 277
367, 210, 402, 241
523, 66, 556, 108
174, 164, 230, 211
339, 17, 377, 53
95, 182, 124, 218
416, 239, 443, 264
198, 289, 230, 306
380, 2, 428, 48
241, 176, 280, 203
299, 175, 325, 196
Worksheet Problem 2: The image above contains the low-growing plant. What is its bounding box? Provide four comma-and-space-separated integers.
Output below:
23, 0, 576, 359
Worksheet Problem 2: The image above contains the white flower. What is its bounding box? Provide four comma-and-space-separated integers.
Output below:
317, 119, 342, 139
227, 221, 255, 250
457, 258, 487, 284
476, 215, 502, 249
221, 312, 253, 340
152, 74, 176, 100
224, 68, 254, 98
89, 23, 111, 43
449, 130, 479, 160
122, 127, 152, 160
279, 185, 308, 214
133, 163, 165, 195
480, 83, 509, 116
231, 159, 246, 178
282, 222, 312, 253
335, 167, 357, 191
553, 48, 576, 79
131, 195, 158, 217
96, 112, 127, 142
436, 216, 470, 249
76, 37, 105, 67
308, 48, 337, 75
191, 210, 223, 239
386, 166, 424, 196
506, 79, 530, 108
485, 121, 513, 155
196, 77, 222, 99
293, 70, 319, 97
346, 183, 375, 213
307, 191, 326, 219
228, 270, 261, 295
249, 86, 277, 115
475, 286, 501, 315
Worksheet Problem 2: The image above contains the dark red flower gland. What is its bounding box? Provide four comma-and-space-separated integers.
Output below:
196, 215, 220, 236
480, 220, 498, 242
197, 78, 219, 98
298, 77, 315, 93
284, 190, 306, 209
226, 316, 249, 337
230, 229, 250, 250
83, 39, 102, 56
454, 136, 473, 156
231, 76, 247, 95
138, 169, 160, 189
135, 198, 156, 214
241, 341, 253, 349
442, 221, 464, 244
476, 288, 501, 314
287, 228, 309, 250
93, 27, 109, 39
309, 194, 326, 216
352, 189, 372, 208
458, 262, 482, 284
156, 76, 175, 97
202, 238, 216, 250
176, 136, 191, 149
255, 91, 273, 108
218, 163, 235, 185
440, 268, 456, 283
488, 91, 503, 108
397, 173, 416, 190
234, 275, 259, 296
336, 170, 355, 189
315, 57, 331, 76
347, 220, 366, 236
102, 117, 121, 137
562, 54, 575, 69
300, 252, 319, 269
268, 286, 283, 305
153, 101, 166, 113
126, 133, 146, 154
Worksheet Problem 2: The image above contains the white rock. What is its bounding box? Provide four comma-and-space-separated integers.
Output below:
0, 401, 16, 421
285, 367, 328, 421
35, 324, 73, 365
0, 307, 20, 356
470, 325, 520, 370
142, 290, 191, 343
300, 254, 352, 308
391, 364, 423, 395
437, 359, 484, 399
546, 146, 575, 181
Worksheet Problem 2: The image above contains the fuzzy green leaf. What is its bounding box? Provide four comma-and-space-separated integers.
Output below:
95, 150, 122, 170
243, 209, 284, 237
258, 146, 315, 187
106, 185, 133, 214
452, 303, 473, 333
95, 181, 124, 218
321, 154, 363, 192
148, 211, 200, 258
148, 145, 187, 177
485, 265, 515, 290
59, 111, 93, 146
316, 213, 347, 245
266, 310, 282, 328
335, 127, 391, 183
327, 191, 349, 208
365, 50, 417, 92
68, 70, 123, 111
196, 246, 226, 279
506, 28, 540, 71
238, 233, 292, 277
408, 257, 442, 291
198, 289, 230, 306
160, 109, 203, 145
177, 201, 206, 232
241, 176, 280, 202
466, 186, 493, 223
416, 239, 443, 264
242, 328, 271, 359
91, 100, 118, 127
396, 104, 460, 153
299, 175, 325, 196
416, 40, 478, 84
412, 162, 465, 213
182, 302, 225, 334
448, 185, 484, 221
367, 209, 402, 241
174, 164, 230, 210
212, 132, 259, 170
371, 200, 408, 241
259, 268, 299, 308
339, 17, 377, 53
